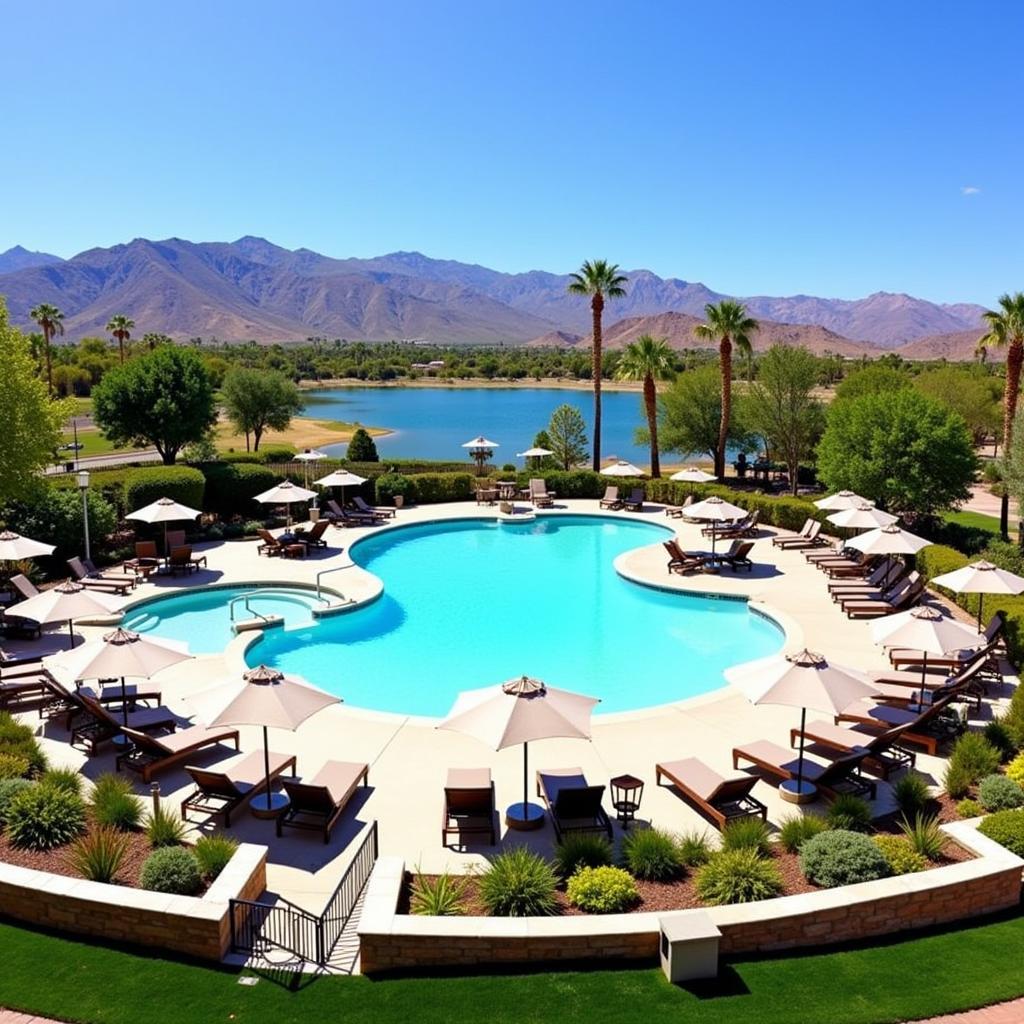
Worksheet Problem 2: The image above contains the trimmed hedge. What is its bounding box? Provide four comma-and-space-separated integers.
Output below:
200, 462, 280, 515
122, 466, 205, 514
375, 472, 475, 505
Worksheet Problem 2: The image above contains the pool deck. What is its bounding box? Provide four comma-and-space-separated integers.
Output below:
11, 499, 1017, 914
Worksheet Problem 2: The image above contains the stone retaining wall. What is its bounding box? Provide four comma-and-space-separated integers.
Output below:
359, 822, 1022, 975
0, 844, 266, 961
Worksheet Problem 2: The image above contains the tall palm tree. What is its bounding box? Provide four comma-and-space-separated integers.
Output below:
568, 260, 628, 470
693, 300, 760, 478
106, 314, 135, 363
615, 334, 674, 477
29, 303, 64, 395
978, 292, 1024, 540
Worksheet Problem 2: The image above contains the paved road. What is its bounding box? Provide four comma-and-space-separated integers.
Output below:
44, 449, 162, 475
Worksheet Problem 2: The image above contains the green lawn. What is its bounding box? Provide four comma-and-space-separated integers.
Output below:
2, 910, 1024, 1024
58, 429, 124, 458
944, 510, 1002, 535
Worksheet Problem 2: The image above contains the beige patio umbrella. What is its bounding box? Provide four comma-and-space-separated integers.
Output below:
294, 448, 328, 487
600, 460, 644, 477
871, 606, 981, 705
462, 436, 499, 476
253, 480, 318, 526
516, 446, 554, 470
9, 581, 122, 649
684, 495, 749, 557
814, 490, 873, 511
315, 469, 368, 510
930, 560, 1024, 630
826, 505, 899, 531
190, 665, 341, 815
0, 530, 55, 561
725, 650, 881, 803
126, 496, 202, 554
847, 524, 931, 556
670, 468, 717, 483
437, 675, 599, 830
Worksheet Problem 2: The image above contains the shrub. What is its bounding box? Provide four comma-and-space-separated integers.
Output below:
375, 473, 414, 505
566, 866, 639, 914
123, 466, 205, 516
6, 785, 86, 850
346, 428, 379, 462
946, 733, 1002, 793
892, 772, 932, 819
721, 817, 772, 857
800, 830, 890, 887
3, 486, 117, 564
978, 808, 1024, 857
0, 711, 47, 775
957, 798, 983, 818
0, 753, 30, 780
899, 814, 945, 862
622, 828, 685, 881
825, 793, 873, 833
478, 847, 558, 917
40, 767, 84, 797
194, 835, 239, 881
1006, 753, 1024, 787
69, 827, 130, 883
201, 462, 279, 515
145, 806, 187, 847
978, 774, 1024, 812
778, 813, 828, 854
1005, 682, 1024, 751
553, 833, 613, 879
407, 472, 475, 504
90, 773, 143, 831
874, 835, 928, 875
410, 871, 469, 916
139, 847, 202, 895
984, 720, 1017, 762
676, 829, 713, 867
944, 761, 976, 800
695, 849, 784, 905
0, 778, 33, 825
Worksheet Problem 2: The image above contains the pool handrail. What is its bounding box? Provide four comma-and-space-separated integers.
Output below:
228, 588, 329, 623
316, 566, 349, 603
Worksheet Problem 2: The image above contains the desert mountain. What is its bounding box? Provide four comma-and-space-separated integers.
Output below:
0, 245, 63, 275
897, 329, 987, 361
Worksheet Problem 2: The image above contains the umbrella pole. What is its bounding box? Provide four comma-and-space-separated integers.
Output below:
163, 522, 168, 557
919, 652, 928, 708
522, 741, 529, 819
68, 618, 75, 650
262, 725, 272, 812
978, 593, 984, 633
121, 675, 128, 728
796, 706, 807, 794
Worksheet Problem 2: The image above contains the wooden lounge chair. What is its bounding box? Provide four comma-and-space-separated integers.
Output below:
789, 720, 917, 779
71, 693, 178, 756
828, 560, 900, 598
168, 545, 206, 575
0, 578, 41, 639
257, 529, 283, 557
124, 541, 162, 577
773, 519, 818, 548
441, 767, 496, 847
599, 486, 622, 510
663, 540, 705, 575
835, 693, 963, 756
276, 760, 370, 843
804, 540, 847, 562
294, 520, 331, 551
655, 757, 767, 830
116, 724, 241, 782
353, 496, 396, 520
820, 552, 875, 578
535, 768, 612, 841
732, 742, 877, 801
703, 510, 759, 540
622, 488, 645, 512
843, 574, 923, 619
888, 614, 1004, 670
718, 539, 754, 572
665, 495, 694, 519
529, 479, 555, 509
325, 498, 375, 527
181, 750, 298, 826
0, 672, 54, 712
66, 557, 132, 595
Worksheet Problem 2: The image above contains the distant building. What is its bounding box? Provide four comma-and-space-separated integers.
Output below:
411, 360, 446, 370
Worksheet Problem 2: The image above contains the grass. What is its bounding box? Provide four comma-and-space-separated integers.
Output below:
2, 911, 1024, 1023
943, 510, 1002, 535
58, 429, 135, 458
214, 415, 389, 452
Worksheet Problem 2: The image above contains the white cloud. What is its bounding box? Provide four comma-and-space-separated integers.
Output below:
961, 185, 981, 196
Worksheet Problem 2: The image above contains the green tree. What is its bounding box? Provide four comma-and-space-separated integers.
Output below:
546, 404, 589, 470
816, 389, 976, 518
220, 367, 303, 452
528, 429, 558, 470
0, 300, 71, 502
615, 335, 674, 477
106, 314, 134, 364
835, 363, 913, 402
93, 346, 216, 465
914, 365, 1002, 447
693, 300, 760, 477
657, 362, 751, 464
29, 302, 64, 396
568, 260, 628, 470
978, 293, 1024, 540
745, 345, 825, 496
5, 485, 117, 562
347, 427, 379, 462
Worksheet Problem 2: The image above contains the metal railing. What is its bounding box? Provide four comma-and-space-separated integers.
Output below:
228, 588, 329, 623
315, 565, 351, 603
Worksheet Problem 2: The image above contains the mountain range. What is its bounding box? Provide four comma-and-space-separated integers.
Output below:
0, 237, 989, 356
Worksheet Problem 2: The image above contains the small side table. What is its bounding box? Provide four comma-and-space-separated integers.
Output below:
610, 774, 644, 829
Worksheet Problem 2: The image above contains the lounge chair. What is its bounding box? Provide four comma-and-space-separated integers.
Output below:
867, 654, 992, 711
291, 520, 331, 553
804, 540, 848, 563
125, 541, 162, 577
276, 760, 370, 843
257, 529, 283, 557
325, 498, 375, 527
732, 742, 877, 800
599, 486, 622, 510
168, 545, 207, 575
181, 750, 298, 826
718, 539, 754, 572
665, 495, 694, 519
622, 488, 645, 513
773, 519, 820, 548
66, 557, 133, 595
703, 510, 759, 540
655, 757, 767, 830
116, 723, 240, 781
663, 540, 705, 575
789, 720, 917, 779
888, 613, 1004, 670
535, 768, 612, 841
828, 559, 900, 598
353, 496, 396, 520
70, 692, 178, 756
842, 574, 923, 619
835, 693, 963, 756
528, 479, 555, 509
819, 552, 875, 578
441, 767, 496, 847
0, 580, 41, 639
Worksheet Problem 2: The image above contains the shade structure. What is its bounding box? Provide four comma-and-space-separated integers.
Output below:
253, 480, 318, 526
670, 468, 717, 483
294, 448, 328, 487
461, 436, 500, 450
725, 650, 881, 802
462, 436, 499, 476
9, 581, 122, 649
871, 606, 981, 704
847, 524, 931, 556
0, 530, 55, 561
190, 665, 341, 813
931, 560, 1024, 630
437, 675, 599, 829
814, 490, 873, 511
600, 460, 643, 477
684, 495, 749, 556
516, 447, 554, 458
826, 505, 899, 530
314, 470, 368, 489
126, 496, 202, 554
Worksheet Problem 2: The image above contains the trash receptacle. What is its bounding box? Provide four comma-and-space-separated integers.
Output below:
659, 910, 720, 983
309, 507, 320, 524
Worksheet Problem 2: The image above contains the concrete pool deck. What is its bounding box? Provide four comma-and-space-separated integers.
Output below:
11, 499, 1016, 913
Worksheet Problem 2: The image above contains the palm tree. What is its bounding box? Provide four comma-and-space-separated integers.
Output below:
29, 303, 64, 395
568, 260, 628, 470
693, 300, 760, 478
106, 314, 135, 363
615, 335, 674, 477
978, 292, 1024, 540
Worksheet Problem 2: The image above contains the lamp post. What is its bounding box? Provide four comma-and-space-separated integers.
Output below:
78, 470, 91, 561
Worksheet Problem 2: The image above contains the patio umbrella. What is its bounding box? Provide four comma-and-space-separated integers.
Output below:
600, 460, 644, 477
126, 496, 202, 555
516, 446, 554, 470
253, 480, 318, 527
437, 675, 599, 829
725, 650, 881, 803
847, 524, 931, 556
0, 530, 55, 561
8, 581, 122, 649
826, 505, 899, 531
462, 436, 499, 476
814, 490, 873, 511
669, 468, 717, 483
684, 495, 748, 556
930, 560, 1024, 630
190, 664, 341, 814
871, 606, 981, 705
314, 469, 368, 511
294, 449, 328, 488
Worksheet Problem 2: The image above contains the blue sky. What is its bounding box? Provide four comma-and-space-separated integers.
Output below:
3, 1, 1021, 303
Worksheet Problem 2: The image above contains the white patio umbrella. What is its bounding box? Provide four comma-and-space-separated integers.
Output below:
462, 436, 499, 476
931, 560, 1024, 630
670, 468, 717, 483
826, 505, 899, 531
814, 490, 873, 511
600, 460, 644, 477
516, 447, 555, 459
9, 581, 122, 649
847, 524, 931, 556
437, 675, 599, 829
725, 650, 881, 803
871, 606, 982, 705
294, 449, 328, 487
684, 495, 749, 556
126, 497, 202, 554
253, 480, 318, 527
190, 665, 341, 814
315, 469, 368, 510
0, 530, 55, 561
